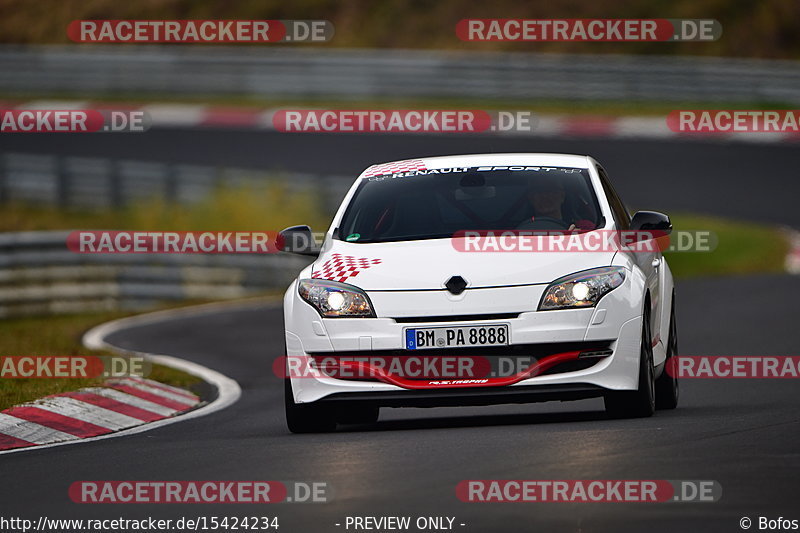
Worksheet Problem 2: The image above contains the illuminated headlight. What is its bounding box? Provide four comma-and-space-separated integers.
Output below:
539, 266, 626, 311
298, 279, 375, 318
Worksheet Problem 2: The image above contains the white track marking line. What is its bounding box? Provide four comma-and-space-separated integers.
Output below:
22, 100, 90, 110
0, 413, 76, 445
31, 397, 144, 431
140, 104, 205, 126
82, 387, 178, 417
82, 298, 276, 351
0, 298, 261, 455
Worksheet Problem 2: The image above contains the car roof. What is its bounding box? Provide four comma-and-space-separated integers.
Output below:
362, 153, 592, 176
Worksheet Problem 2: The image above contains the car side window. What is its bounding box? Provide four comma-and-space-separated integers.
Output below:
597, 167, 631, 230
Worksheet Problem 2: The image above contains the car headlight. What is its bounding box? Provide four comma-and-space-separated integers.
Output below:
298, 279, 375, 318
538, 266, 626, 311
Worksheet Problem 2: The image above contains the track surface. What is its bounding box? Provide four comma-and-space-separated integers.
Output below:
3, 129, 800, 226
1, 131, 799, 532
1, 275, 799, 532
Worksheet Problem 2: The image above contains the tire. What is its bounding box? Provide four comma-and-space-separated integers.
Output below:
336, 405, 380, 425
604, 303, 656, 419
655, 293, 679, 410
284, 378, 336, 433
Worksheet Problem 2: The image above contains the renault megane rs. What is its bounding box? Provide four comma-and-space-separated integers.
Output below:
281, 153, 678, 432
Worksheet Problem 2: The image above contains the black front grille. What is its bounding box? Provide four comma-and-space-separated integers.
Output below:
309, 341, 612, 358
538, 358, 599, 375
308, 341, 613, 381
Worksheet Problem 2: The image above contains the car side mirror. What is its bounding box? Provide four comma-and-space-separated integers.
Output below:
278, 225, 320, 256
629, 211, 672, 234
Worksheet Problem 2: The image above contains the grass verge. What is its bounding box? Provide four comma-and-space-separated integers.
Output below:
0, 311, 204, 411
0, 182, 330, 233
0, 193, 789, 279
665, 213, 789, 278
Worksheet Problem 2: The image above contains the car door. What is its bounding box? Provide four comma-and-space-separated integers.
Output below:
597, 166, 662, 348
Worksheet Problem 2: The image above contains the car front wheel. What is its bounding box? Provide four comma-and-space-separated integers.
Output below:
655, 293, 679, 410
604, 304, 656, 419
284, 378, 337, 433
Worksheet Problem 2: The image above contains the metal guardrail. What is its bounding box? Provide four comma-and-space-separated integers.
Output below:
1, 45, 799, 103
0, 231, 312, 317
0, 152, 351, 318
0, 152, 352, 212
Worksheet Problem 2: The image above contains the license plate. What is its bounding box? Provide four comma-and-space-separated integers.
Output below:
405, 324, 509, 350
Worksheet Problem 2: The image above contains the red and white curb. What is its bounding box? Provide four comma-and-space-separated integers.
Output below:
0, 300, 251, 455
785, 229, 800, 275
0, 377, 200, 451
5, 100, 800, 143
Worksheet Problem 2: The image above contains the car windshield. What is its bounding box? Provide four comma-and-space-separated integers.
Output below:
336, 166, 604, 243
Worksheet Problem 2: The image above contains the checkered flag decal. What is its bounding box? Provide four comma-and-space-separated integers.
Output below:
363, 159, 427, 177
312, 253, 382, 283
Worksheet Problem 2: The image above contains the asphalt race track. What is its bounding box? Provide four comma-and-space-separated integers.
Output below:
1, 131, 799, 532
3, 129, 800, 227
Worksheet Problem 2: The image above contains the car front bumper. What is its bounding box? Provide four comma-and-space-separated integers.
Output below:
284, 279, 644, 404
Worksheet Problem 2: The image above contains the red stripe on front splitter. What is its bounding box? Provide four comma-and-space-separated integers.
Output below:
336, 351, 583, 390
0, 433, 34, 451
61, 391, 166, 422
4, 406, 111, 438
107, 385, 195, 411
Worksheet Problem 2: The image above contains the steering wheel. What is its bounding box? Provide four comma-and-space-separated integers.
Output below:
515, 216, 571, 230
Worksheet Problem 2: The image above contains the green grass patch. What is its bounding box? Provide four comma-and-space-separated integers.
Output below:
0, 311, 204, 411
0, 181, 330, 232
0, 181, 319, 410
0, 196, 788, 280
665, 213, 789, 278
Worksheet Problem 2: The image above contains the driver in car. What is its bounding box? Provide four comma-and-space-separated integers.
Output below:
524, 176, 595, 231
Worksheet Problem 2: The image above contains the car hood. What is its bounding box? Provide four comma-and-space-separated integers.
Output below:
310, 238, 616, 290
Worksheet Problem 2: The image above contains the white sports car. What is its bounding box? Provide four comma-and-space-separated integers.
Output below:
281, 153, 678, 433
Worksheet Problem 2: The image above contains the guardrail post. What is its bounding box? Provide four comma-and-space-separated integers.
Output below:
165, 164, 178, 204
0, 153, 6, 205
56, 156, 69, 208
110, 159, 123, 208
